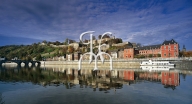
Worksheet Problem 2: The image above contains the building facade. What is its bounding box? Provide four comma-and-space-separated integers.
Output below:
161, 39, 179, 58
138, 44, 161, 57
123, 48, 134, 59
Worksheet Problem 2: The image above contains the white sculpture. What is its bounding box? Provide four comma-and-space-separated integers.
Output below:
78, 31, 113, 71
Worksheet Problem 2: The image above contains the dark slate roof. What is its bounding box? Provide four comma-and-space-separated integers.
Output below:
124, 42, 133, 49
162, 39, 177, 45
138, 44, 161, 50
131, 42, 137, 48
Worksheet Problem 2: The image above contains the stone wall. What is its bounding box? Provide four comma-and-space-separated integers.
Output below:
40, 60, 140, 69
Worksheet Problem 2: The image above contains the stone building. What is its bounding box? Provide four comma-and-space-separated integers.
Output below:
118, 49, 124, 59
74, 52, 81, 61
110, 49, 119, 59
67, 54, 74, 61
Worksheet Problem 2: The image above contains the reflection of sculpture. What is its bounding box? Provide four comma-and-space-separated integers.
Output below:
78, 31, 113, 70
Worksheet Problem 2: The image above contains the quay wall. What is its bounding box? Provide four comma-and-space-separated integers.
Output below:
40, 59, 192, 70
40, 61, 141, 69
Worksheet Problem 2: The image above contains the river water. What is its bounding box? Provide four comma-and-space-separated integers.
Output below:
0, 65, 192, 104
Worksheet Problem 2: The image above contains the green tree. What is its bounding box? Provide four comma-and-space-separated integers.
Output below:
26, 56, 32, 61
64, 38, 68, 45
149, 54, 153, 58
36, 54, 42, 61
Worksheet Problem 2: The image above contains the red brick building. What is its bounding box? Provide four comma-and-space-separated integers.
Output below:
124, 48, 134, 59
161, 39, 179, 58
123, 42, 134, 59
138, 44, 161, 57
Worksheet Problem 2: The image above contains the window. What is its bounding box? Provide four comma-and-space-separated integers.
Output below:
164, 54, 166, 56
174, 45, 177, 50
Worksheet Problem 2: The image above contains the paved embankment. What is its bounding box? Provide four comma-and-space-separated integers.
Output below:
173, 60, 192, 70
40, 59, 192, 70
40, 60, 141, 69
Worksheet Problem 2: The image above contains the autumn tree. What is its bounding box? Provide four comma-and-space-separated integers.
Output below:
68, 46, 74, 53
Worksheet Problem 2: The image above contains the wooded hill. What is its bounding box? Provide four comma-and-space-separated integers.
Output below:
0, 43, 63, 61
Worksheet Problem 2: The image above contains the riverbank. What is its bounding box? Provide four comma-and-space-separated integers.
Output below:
40, 59, 192, 70
40, 60, 140, 69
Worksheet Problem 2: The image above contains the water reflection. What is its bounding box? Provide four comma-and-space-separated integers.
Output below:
0, 93, 5, 104
1, 66, 191, 91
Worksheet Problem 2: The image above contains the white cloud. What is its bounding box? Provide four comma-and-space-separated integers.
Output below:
0, 0, 191, 49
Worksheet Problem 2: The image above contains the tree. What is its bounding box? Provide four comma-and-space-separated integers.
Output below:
54, 41, 61, 45
149, 54, 153, 58
136, 43, 142, 47
26, 56, 32, 61
98, 35, 102, 39
68, 46, 74, 53
64, 38, 68, 45
95, 40, 98, 46
62, 47, 68, 54
42, 40, 47, 44
36, 54, 42, 61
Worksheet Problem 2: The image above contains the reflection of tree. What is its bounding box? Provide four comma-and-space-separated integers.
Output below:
0, 93, 5, 104
164, 85, 176, 90
181, 73, 186, 81
0, 67, 182, 91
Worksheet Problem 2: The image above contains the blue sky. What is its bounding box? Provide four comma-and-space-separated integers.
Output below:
0, 0, 192, 50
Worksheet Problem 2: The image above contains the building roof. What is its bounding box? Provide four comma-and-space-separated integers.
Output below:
138, 44, 161, 50
124, 42, 133, 49
162, 39, 177, 45
131, 42, 137, 48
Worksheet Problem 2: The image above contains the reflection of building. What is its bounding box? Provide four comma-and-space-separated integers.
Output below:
123, 70, 134, 80
119, 70, 134, 81
2, 66, 183, 91
161, 71, 179, 86
139, 72, 161, 81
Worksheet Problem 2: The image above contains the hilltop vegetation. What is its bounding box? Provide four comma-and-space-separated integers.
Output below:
0, 35, 125, 61
0, 43, 63, 61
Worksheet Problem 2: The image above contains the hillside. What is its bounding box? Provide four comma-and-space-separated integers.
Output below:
0, 43, 64, 61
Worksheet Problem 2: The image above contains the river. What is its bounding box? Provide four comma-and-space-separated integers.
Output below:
0, 65, 192, 104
